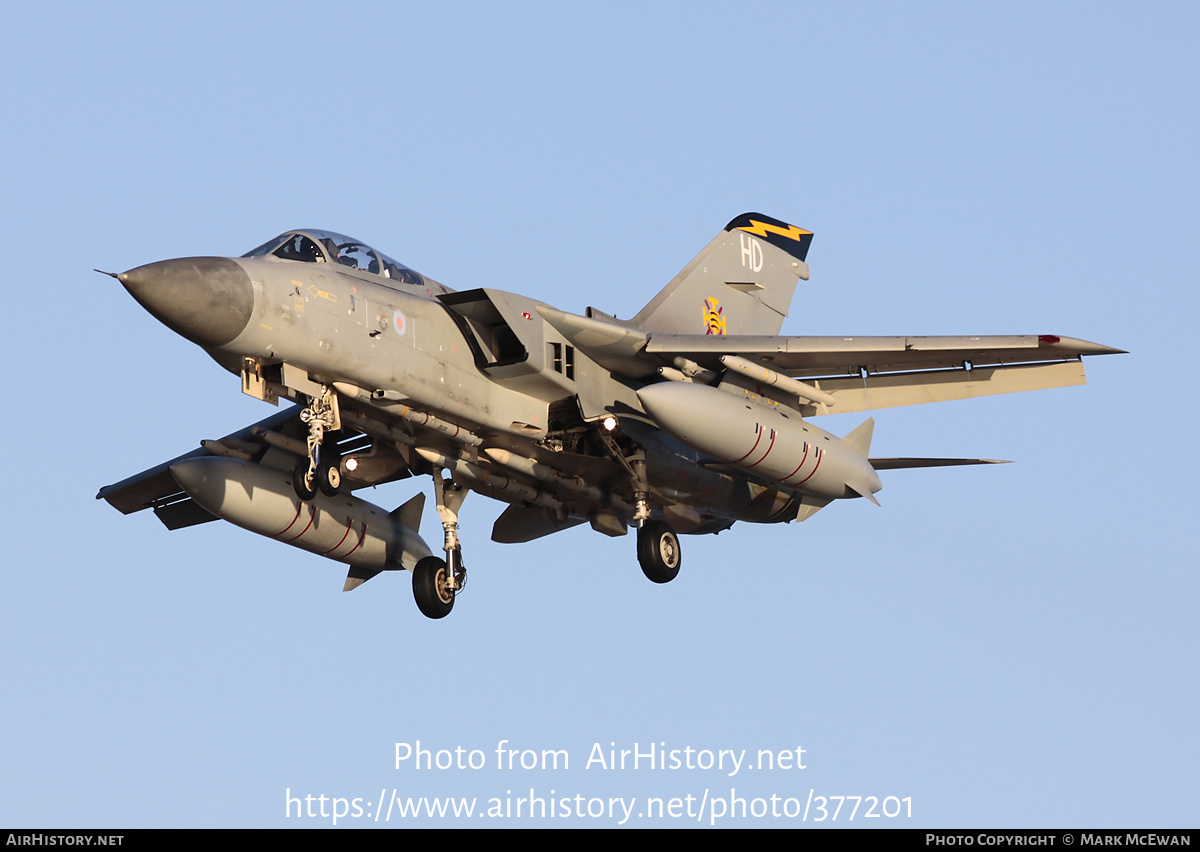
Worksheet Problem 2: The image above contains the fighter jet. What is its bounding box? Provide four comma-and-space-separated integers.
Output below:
97, 213, 1122, 618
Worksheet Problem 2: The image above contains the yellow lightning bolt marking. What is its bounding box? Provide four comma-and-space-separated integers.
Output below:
736, 220, 812, 241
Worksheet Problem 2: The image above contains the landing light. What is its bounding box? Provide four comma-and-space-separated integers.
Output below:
345, 457, 359, 472
602, 416, 618, 431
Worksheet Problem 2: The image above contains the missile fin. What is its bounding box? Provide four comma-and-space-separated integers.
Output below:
343, 565, 385, 592
390, 492, 425, 533
794, 496, 832, 522
842, 417, 875, 457
847, 482, 882, 506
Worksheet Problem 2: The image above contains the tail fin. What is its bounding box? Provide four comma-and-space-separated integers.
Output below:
626, 212, 812, 336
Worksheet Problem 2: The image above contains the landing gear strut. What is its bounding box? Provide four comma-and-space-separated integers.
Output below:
293, 385, 342, 501
412, 470, 468, 619
637, 519, 681, 583
597, 432, 683, 584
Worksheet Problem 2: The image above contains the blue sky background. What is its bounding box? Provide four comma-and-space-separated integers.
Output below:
2, 1, 1196, 828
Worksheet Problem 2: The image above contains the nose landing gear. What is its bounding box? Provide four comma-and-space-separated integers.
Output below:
292, 386, 343, 501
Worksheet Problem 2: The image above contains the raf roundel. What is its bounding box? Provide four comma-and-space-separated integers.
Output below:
393, 309, 407, 336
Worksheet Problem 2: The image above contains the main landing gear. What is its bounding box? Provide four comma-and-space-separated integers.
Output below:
599, 430, 685, 586
292, 386, 343, 501
637, 519, 681, 584
412, 556, 457, 620
412, 470, 468, 619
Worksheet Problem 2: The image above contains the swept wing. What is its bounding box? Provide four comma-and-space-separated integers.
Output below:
538, 305, 1122, 416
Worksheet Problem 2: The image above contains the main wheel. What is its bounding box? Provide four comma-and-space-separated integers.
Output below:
292, 461, 317, 501
637, 520, 681, 584
413, 556, 455, 619
316, 452, 342, 497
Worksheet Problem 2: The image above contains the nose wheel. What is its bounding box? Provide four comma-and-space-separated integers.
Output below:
637, 520, 681, 583
292, 460, 318, 501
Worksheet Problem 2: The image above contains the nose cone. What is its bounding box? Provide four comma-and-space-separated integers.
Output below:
169, 458, 224, 511
118, 257, 253, 347
636, 381, 708, 442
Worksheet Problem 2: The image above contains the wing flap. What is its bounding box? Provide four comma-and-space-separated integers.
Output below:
794, 360, 1087, 415
640, 334, 1119, 414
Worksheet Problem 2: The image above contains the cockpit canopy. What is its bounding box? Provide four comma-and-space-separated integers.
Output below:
242, 230, 424, 286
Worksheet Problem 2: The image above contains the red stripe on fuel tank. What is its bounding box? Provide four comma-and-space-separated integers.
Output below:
322, 517, 355, 555
745, 429, 777, 469
341, 523, 368, 560
730, 425, 763, 464
270, 500, 304, 537
794, 451, 823, 486
781, 444, 811, 484
284, 504, 316, 542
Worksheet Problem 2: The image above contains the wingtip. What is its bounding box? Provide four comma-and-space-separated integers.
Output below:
1041, 335, 1127, 356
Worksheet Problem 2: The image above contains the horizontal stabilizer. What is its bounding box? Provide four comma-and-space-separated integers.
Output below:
870, 458, 1011, 470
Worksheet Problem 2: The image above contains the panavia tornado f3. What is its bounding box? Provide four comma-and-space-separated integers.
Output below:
97, 213, 1122, 619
